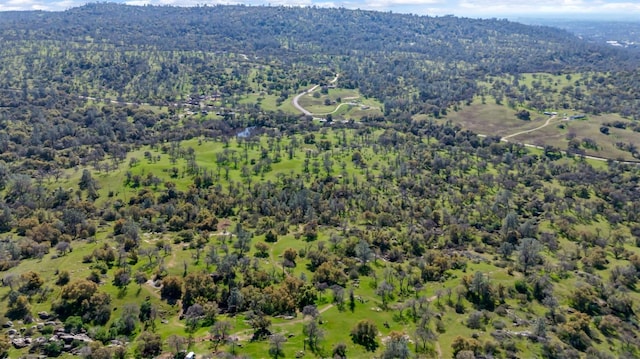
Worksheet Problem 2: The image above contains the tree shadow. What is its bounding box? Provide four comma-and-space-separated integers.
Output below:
117, 287, 128, 299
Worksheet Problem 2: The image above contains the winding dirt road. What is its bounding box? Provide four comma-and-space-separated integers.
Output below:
77, 95, 148, 106
478, 116, 639, 164
312, 101, 359, 116
502, 115, 559, 140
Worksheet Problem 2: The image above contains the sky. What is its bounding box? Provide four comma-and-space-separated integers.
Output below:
1, 0, 639, 20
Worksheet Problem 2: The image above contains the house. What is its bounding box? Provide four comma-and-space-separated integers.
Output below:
186, 352, 195, 359
570, 114, 586, 120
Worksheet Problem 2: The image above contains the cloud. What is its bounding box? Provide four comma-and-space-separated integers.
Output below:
0, 0, 45, 10
454, 0, 640, 16
122, 0, 315, 7
365, 0, 442, 6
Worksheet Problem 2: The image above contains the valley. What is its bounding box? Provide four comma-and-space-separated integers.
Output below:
0, 4, 639, 359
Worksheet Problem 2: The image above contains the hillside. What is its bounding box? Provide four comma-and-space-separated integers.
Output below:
0, 4, 638, 115
0, 4, 640, 359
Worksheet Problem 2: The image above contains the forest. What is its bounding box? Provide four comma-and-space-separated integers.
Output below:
0, 3, 640, 359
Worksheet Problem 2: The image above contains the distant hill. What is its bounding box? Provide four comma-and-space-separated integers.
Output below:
516, 18, 640, 51
0, 3, 634, 72
0, 4, 638, 115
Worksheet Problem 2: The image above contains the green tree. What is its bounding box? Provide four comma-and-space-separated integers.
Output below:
19, 271, 44, 296
160, 275, 183, 304
375, 280, 394, 309
135, 331, 162, 358
139, 299, 156, 331
249, 312, 272, 340
0, 204, 13, 233
0, 335, 9, 359
254, 241, 270, 258
56, 270, 70, 286
53, 279, 111, 324
166, 334, 186, 355
6, 295, 31, 320
182, 271, 216, 309
350, 319, 378, 352
451, 336, 481, 357
332, 342, 347, 358
355, 239, 374, 269
64, 316, 84, 334
111, 303, 139, 336
283, 248, 297, 268
502, 212, 519, 241
517, 238, 543, 276
134, 271, 147, 288
516, 109, 531, 121
113, 268, 130, 289
79, 169, 100, 199
382, 331, 410, 359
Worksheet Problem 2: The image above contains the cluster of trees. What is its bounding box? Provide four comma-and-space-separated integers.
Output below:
482, 72, 640, 120
4, 119, 640, 356
1, 4, 638, 118
0, 4, 640, 358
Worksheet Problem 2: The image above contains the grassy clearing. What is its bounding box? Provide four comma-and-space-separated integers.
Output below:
520, 115, 638, 160
297, 87, 383, 119
445, 103, 536, 136
446, 102, 640, 161
238, 93, 298, 114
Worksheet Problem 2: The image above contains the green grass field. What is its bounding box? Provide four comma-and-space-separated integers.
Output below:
297, 87, 383, 119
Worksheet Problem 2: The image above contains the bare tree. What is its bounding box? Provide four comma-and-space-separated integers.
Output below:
303, 319, 324, 352
210, 320, 233, 351
269, 333, 286, 359
166, 334, 186, 355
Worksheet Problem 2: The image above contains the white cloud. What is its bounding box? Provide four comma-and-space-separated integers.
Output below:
1, 0, 38, 10
366, 0, 442, 6
311, 1, 338, 7
454, 0, 640, 16
123, 0, 313, 6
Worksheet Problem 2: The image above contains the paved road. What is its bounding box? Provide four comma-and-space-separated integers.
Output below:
292, 84, 319, 116
291, 74, 339, 116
